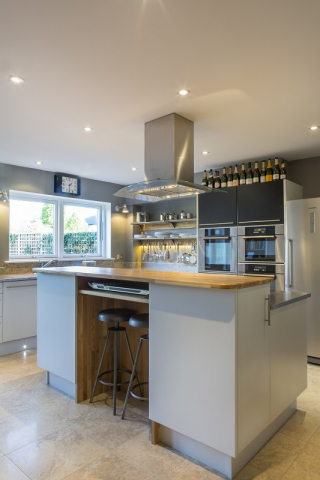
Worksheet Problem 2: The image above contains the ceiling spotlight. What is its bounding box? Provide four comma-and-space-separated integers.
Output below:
202, 151, 209, 155
84, 127, 93, 132
115, 204, 129, 214
178, 89, 190, 96
310, 126, 319, 130
132, 167, 137, 171
10, 76, 24, 84
0, 190, 9, 202
35, 161, 42, 165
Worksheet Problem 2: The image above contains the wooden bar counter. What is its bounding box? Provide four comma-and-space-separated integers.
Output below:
35, 266, 308, 479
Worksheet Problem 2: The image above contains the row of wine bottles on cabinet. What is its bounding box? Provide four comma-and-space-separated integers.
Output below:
201, 158, 287, 188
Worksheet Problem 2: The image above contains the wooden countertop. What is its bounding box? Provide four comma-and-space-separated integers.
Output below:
33, 266, 273, 290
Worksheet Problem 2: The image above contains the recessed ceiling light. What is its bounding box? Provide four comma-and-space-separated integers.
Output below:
310, 126, 319, 130
10, 76, 24, 84
132, 167, 137, 171
202, 151, 209, 155
84, 126, 93, 132
35, 161, 42, 165
178, 89, 190, 96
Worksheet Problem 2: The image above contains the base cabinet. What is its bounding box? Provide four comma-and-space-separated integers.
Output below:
3, 281, 37, 342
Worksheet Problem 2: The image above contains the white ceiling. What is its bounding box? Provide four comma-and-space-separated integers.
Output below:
1, 0, 320, 185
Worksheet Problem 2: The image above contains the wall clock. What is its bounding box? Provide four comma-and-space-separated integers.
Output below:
54, 174, 81, 196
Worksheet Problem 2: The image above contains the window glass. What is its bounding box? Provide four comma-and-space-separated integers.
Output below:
9, 199, 55, 257
63, 204, 100, 256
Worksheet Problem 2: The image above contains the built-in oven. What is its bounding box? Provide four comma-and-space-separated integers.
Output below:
238, 224, 284, 264
198, 227, 237, 274
237, 263, 285, 292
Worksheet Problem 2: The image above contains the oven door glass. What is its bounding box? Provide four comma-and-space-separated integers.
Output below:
244, 238, 275, 261
205, 239, 231, 271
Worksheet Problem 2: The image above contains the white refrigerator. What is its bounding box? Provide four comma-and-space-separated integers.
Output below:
286, 197, 320, 362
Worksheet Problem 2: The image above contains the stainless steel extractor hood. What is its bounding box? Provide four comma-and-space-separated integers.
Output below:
114, 113, 213, 202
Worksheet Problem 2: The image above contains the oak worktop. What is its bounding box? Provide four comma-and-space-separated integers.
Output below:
33, 266, 272, 289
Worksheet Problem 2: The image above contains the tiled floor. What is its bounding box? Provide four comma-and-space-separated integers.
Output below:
0, 351, 319, 480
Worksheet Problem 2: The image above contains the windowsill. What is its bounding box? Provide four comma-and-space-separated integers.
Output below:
5, 258, 115, 264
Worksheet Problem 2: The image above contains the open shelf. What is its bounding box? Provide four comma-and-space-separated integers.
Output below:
131, 218, 197, 229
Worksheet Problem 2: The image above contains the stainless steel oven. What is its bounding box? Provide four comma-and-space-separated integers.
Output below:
238, 224, 284, 263
198, 227, 237, 274
237, 263, 285, 291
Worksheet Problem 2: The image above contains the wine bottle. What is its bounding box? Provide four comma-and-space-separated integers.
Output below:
214, 171, 221, 188
280, 160, 287, 180
227, 166, 233, 187
260, 160, 266, 183
240, 163, 246, 185
233, 165, 240, 186
201, 170, 208, 186
273, 157, 280, 181
221, 167, 228, 188
207, 169, 214, 189
266, 158, 273, 182
246, 162, 253, 185
253, 161, 260, 183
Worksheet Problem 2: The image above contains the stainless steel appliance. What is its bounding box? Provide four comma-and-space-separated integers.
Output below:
238, 224, 284, 264
198, 227, 237, 274
286, 198, 320, 362
237, 263, 285, 292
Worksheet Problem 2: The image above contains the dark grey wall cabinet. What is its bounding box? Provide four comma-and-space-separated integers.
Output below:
237, 182, 284, 225
198, 188, 237, 226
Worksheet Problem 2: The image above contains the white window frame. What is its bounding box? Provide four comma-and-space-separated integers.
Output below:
9, 190, 111, 260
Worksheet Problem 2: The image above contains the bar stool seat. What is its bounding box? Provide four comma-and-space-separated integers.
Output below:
121, 312, 149, 420
90, 307, 137, 415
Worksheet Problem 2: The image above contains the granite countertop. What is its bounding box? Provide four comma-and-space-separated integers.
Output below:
0, 273, 37, 282
269, 291, 311, 310
33, 266, 273, 290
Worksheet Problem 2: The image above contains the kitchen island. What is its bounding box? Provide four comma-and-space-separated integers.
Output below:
35, 267, 309, 479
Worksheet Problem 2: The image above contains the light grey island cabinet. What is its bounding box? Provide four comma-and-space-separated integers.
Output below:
35, 267, 309, 479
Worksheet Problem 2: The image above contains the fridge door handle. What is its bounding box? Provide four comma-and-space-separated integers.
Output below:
288, 239, 293, 287
265, 296, 270, 326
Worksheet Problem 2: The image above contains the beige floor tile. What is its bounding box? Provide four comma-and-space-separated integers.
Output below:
263, 432, 306, 455
0, 456, 30, 480
0, 387, 42, 414
0, 370, 46, 394
234, 464, 272, 479
282, 461, 320, 479
0, 404, 74, 454
39, 395, 94, 421
62, 452, 153, 480
278, 409, 320, 442
249, 447, 297, 478
8, 426, 109, 480
72, 409, 148, 450
173, 461, 227, 479
310, 425, 320, 446
114, 430, 189, 480
297, 389, 320, 415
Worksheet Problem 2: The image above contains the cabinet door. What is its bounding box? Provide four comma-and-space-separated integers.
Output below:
198, 188, 237, 226
3, 281, 37, 342
237, 182, 284, 225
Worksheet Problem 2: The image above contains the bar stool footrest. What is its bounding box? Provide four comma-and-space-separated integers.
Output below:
130, 381, 149, 401
98, 369, 132, 387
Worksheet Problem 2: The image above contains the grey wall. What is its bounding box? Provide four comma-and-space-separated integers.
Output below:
0, 163, 129, 264
286, 156, 320, 199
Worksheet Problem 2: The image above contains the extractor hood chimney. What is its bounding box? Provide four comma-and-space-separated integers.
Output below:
114, 113, 213, 202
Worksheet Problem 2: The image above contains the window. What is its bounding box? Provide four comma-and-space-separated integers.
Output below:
9, 192, 110, 259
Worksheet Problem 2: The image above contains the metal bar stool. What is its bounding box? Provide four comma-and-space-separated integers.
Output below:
90, 308, 139, 415
121, 312, 149, 420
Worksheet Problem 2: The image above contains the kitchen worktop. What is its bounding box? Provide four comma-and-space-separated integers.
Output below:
0, 273, 37, 281
34, 266, 273, 289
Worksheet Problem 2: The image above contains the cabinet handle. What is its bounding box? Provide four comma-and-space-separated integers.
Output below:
243, 274, 275, 278
199, 222, 235, 226
242, 235, 276, 239
239, 219, 280, 224
203, 236, 231, 240
288, 239, 293, 287
265, 296, 270, 326
6, 284, 37, 289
